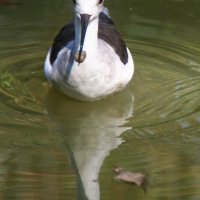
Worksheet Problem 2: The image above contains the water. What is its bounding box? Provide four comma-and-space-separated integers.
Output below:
0, 0, 200, 199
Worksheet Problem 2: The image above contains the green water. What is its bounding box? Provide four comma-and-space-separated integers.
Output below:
0, 0, 200, 199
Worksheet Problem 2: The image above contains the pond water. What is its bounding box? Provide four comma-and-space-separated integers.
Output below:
0, 0, 200, 199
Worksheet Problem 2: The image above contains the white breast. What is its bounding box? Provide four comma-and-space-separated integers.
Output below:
44, 39, 134, 101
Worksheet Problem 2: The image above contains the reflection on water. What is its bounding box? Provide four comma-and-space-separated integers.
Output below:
45, 88, 134, 200
0, 0, 200, 199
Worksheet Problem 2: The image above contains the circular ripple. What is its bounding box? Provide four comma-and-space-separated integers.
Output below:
0, 132, 63, 149
126, 37, 200, 137
0, 40, 49, 114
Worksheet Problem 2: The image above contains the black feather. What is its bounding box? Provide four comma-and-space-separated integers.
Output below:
50, 12, 128, 65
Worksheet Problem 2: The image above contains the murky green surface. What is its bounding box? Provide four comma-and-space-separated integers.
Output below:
0, 0, 200, 199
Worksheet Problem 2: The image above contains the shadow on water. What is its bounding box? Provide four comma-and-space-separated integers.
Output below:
45, 88, 134, 200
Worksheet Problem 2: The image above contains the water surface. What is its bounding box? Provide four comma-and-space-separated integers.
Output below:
0, 0, 200, 199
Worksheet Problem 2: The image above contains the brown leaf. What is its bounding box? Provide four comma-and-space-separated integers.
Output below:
113, 166, 146, 186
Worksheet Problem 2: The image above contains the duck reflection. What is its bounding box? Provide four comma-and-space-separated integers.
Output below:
45, 88, 134, 200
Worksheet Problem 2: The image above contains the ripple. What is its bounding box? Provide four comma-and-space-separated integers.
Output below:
0, 40, 49, 114
1, 1, 200, 200
0, 132, 63, 149
126, 37, 200, 134
128, 36, 200, 73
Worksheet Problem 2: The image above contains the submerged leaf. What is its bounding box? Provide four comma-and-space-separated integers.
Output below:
113, 166, 148, 193
113, 166, 146, 185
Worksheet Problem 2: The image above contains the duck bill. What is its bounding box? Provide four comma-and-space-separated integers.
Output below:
77, 14, 91, 64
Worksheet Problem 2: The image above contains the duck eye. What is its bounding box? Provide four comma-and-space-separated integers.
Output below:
99, 0, 103, 4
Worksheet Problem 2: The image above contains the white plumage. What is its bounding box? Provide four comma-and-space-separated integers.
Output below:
44, 0, 134, 101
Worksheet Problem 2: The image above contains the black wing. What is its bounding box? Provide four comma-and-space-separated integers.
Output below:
98, 12, 128, 65
50, 12, 128, 65
50, 19, 75, 65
